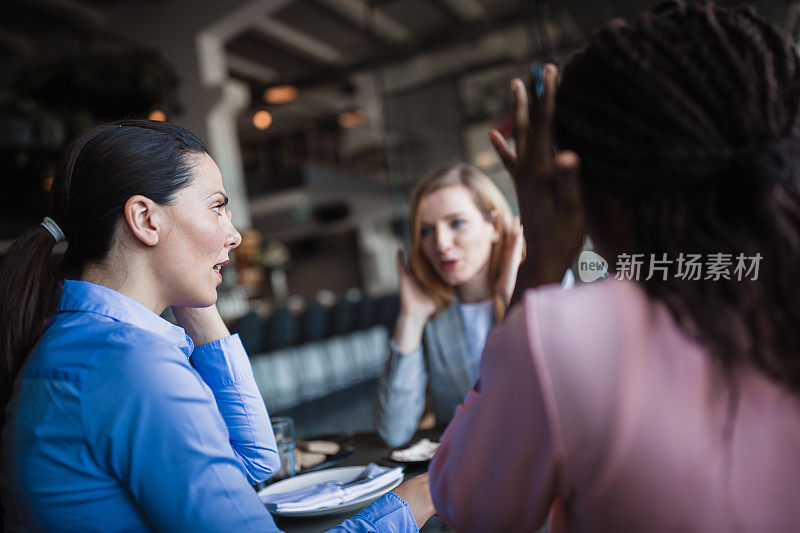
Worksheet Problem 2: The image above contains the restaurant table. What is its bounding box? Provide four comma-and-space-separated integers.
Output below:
268, 429, 451, 532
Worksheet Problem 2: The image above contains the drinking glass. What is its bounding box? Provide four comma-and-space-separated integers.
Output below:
270, 416, 296, 480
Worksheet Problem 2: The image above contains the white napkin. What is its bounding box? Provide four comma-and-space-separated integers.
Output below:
390, 438, 440, 462
261, 463, 403, 513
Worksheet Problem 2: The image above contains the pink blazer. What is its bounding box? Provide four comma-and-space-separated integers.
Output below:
429, 279, 800, 532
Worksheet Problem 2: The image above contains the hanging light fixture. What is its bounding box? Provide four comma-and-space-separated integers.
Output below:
338, 109, 367, 128
253, 110, 273, 130
148, 110, 167, 122
263, 85, 298, 104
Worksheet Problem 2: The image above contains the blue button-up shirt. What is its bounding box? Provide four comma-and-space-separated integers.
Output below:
1, 280, 415, 532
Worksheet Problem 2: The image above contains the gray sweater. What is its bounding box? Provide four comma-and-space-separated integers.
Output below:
373, 302, 494, 447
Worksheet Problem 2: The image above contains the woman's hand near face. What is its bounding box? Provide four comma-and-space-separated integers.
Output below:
490, 65, 585, 298
172, 304, 231, 347
171, 207, 237, 346
393, 250, 437, 354
495, 215, 524, 307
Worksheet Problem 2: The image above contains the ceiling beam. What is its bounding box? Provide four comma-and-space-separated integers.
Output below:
11, 0, 105, 28
553, 5, 583, 45
435, 0, 486, 22
252, 16, 346, 64
257, 5, 540, 91
227, 53, 280, 84
0, 29, 35, 58
314, 0, 411, 44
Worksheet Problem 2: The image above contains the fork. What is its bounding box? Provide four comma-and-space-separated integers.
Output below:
327, 464, 381, 488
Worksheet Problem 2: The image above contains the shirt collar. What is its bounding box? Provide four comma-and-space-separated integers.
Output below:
58, 279, 194, 356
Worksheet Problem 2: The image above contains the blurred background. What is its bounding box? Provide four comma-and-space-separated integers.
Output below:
1, 0, 795, 433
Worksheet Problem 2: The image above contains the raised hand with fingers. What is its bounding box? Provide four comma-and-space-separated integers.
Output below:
393, 250, 437, 354
494, 215, 524, 307
489, 65, 585, 296
396, 250, 436, 319
171, 207, 238, 346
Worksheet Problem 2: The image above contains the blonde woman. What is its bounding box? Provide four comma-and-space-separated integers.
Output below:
374, 163, 525, 447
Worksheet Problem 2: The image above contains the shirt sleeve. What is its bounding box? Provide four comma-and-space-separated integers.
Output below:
81, 335, 282, 532
326, 492, 418, 533
191, 334, 280, 483
429, 291, 565, 532
373, 339, 429, 447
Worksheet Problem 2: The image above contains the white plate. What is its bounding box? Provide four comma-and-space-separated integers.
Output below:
258, 466, 404, 517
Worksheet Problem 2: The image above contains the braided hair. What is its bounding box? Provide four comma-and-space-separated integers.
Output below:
557, 2, 800, 392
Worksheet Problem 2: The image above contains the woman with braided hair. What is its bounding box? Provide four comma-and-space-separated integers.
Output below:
430, 2, 800, 531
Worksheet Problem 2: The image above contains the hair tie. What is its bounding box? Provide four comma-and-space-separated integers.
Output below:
40, 217, 66, 244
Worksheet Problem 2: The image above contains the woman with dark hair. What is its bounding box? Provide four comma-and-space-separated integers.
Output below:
0, 120, 433, 531
430, 2, 800, 531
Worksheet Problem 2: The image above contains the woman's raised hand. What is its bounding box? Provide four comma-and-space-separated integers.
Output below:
172, 208, 236, 346
396, 250, 436, 320
489, 65, 585, 291
172, 304, 230, 347
393, 250, 436, 354
495, 215, 524, 306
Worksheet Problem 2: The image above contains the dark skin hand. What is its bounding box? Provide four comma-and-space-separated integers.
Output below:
489, 65, 586, 304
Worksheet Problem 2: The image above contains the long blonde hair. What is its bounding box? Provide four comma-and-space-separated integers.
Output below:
408, 163, 523, 322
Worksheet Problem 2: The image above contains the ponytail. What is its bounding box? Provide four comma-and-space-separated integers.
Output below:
0, 226, 63, 409
0, 119, 206, 411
